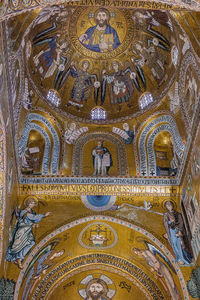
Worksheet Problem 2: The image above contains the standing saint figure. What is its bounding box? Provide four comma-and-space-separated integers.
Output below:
92, 139, 112, 176
101, 61, 139, 110
6, 197, 51, 269
163, 200, 192, 265
79, 7, 120, 53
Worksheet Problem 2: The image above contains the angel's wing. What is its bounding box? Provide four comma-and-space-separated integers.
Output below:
65, 127, 88, 144
70, 127, 88, 143
169, 82, 179, 113
32, 6, 60, 28
112, 127, 129, 140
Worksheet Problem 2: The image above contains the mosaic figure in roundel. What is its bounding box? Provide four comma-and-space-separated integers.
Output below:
79, 7, 120, 53
78, 274, 116, 299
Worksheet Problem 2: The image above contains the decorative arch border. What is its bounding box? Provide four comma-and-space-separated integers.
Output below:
32, 107, 62, 131
46, 264, 152, 300
147, 124, 182, 177
14, 215, 189, 300
72, 132, 128, 176
1, 0, 200, 23
0, 112, 6, 261
19, 123, 51, 175
18, 113, 61, 175
179, 51, 200, 129
41, 259, 162, 300
27, 113, 60, 174
137, 114, 184, 176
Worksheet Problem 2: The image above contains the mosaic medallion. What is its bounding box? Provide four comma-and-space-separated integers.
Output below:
78, 222, 118, 249
78, 273, 116, 299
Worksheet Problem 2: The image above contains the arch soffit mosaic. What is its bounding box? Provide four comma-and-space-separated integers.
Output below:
14, 215, 188, 300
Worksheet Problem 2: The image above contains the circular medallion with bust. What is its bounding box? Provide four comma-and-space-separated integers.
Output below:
79, 8, 120, 53
79, 274, 116, 299
85, 278, 111, 300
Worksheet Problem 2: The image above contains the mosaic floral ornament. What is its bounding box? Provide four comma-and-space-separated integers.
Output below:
78, 273, 116, 299
81, 195, 116, 211
78, 222, 118, 249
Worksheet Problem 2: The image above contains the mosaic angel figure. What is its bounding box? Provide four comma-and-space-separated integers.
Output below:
33, 35, 69, 86
64, 122, 88, 144
112, 123, 135, 144
6, 198, 51, 269
135, 39, 168, 87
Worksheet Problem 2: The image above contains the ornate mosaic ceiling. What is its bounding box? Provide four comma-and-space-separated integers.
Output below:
1, 0, 200, 21
3, 4, 200, 187
1, 3, 200, 300
25, 7, 179, 123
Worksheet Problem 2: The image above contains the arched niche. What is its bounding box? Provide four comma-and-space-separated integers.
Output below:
153, 131, 174, 176
21, 129, 45, 175
18, 111, 61, 175
72, 132, 128, 177
136, 114, 184, 177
